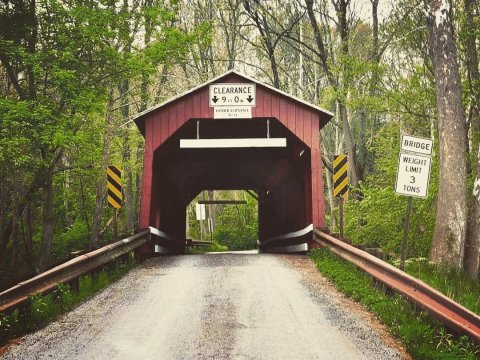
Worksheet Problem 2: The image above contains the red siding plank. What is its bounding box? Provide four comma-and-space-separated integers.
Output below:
177, 98, 186, 129
286, 101, 296, 135
262, 89, 272, 119
279, 98, 287, 125
185, 93, 194, 121
271, 92, 280, 120
169, 105, 177, 137
295, 104, 304, 144
139, 119, 154, 228
193, 92, 201, 119
303, 111, 312, 148
253, 87, 263, 118
153, 113, 163, 151
160, 109, 169, 145
200, 88, 210, 118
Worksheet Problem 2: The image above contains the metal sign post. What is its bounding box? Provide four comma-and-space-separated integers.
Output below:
395, 135, 433, 270
339, 197, 345, 240
208, 218, 214, 243
400, 196, 413, 270
113, 209, 118, 243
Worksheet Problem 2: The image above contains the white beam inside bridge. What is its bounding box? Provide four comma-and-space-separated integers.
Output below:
180, 138, 287, 148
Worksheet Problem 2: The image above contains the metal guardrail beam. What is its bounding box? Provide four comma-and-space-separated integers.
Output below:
0, 229, 151, 314
314, 229, 480, 344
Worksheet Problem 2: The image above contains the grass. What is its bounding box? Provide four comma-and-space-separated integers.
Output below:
310, 248, 480, 359
401, 257, 480, 315
186, 241, 229, 254
0, 254, 136, 346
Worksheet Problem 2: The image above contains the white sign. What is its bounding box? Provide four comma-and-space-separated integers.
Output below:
401, 134, 433, 156
213, 106, 252, 119
395, 153, 432, 198
196, 204, 206, 220
209, 83, 256, 107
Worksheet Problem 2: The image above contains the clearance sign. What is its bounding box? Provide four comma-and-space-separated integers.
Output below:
209, 83, 256, 119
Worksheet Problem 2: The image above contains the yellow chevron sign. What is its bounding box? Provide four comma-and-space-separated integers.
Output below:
107, 165, 122, 209
333, 155, 349, 199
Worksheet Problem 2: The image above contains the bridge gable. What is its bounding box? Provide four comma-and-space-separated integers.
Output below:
134, 70, 333, 153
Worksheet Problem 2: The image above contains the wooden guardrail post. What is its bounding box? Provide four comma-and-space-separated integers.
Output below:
69, 278, 80, 294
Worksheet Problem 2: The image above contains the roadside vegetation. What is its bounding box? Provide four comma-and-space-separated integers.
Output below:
186, 241, 229, 254
187, 190, 258, 252
310, 248, 480, 359
0, 255, 136, 346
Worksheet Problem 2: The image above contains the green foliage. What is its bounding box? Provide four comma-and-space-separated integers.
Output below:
188, 191, 258, 252
0, 310, 21, 341
187, 241, 229, 254
212, 192, 258, 251
344, 122, 437, 258
310, 248, 480, 359
0, 0, 211, 280
52, 221, 90, 260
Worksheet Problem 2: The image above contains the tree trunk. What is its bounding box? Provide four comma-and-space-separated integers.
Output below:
9, 178, 20, 270
463, 0, 480, 161
305, 0, 360, 187
0, 147, 63, 259
117, 74, 135, 235
426, 0, 467, 268
465, 144, 480, 279
463, 0, 480, 280
208, 190, 216, 230
322, 143, 336, 230
243, 2, 281, 88
339, 102, 359, 187
0, 176, 7, 251
37, 166, 54, 273
23, 202, 33, 264
90, 94, 114, 248
79, 173, 91, 232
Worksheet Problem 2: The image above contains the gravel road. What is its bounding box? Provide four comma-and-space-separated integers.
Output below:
1, 253, 409, 360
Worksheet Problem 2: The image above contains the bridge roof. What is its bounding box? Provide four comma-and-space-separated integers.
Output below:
133, 69, 333, 136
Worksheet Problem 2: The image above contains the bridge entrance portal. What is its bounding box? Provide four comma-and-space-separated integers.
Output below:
134, 71, 333, 254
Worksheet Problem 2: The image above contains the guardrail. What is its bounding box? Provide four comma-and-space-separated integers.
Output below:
0, 229, 152, 314
314, 229, 480, 344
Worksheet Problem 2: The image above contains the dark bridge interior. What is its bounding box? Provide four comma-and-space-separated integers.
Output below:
152, 118, 312, 251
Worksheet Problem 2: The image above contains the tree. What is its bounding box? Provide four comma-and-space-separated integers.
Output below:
462, 0, 480, 280
426, 0, 467, 268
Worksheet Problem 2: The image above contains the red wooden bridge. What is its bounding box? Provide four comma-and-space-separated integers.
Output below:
133, 70, 333, 254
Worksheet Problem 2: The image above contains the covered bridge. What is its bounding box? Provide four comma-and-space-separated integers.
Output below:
133, 70, 333, 253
